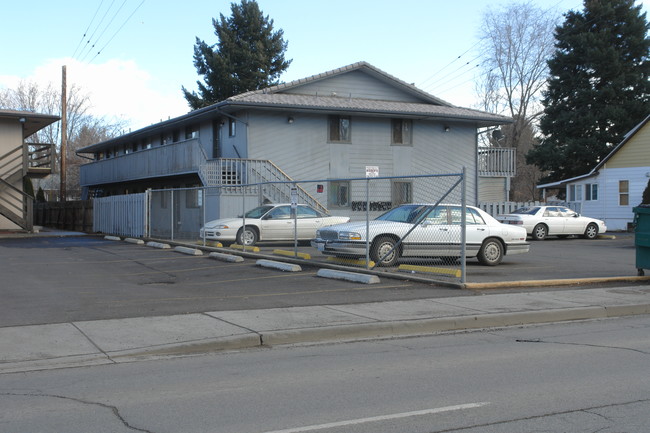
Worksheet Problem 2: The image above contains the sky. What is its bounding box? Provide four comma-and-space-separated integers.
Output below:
1, 0, 648, 131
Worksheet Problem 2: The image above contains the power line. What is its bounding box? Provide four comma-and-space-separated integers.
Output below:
71, 0, 106, 59
79, 0, 129, 62
76, 0, 118, 61
417, 40, 482, 89
88, 0, 145, 63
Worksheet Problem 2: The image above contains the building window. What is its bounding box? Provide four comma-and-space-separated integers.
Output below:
585, 183, 598, 201
186, 125, 199, 140
568, 184, 582, 201
392, 181, 412, 206
229, 118, 236, 137
328, 116, 351, 142
328, 181, 350, 208
619, 180, 629, 205
391, 119, 412, 145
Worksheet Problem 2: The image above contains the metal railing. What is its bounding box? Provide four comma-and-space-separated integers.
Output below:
200, 158, 328, 214
478, 147, 516, 177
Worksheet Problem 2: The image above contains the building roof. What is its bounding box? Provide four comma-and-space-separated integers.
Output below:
80, 61, 511, 153
232, 61, 454, 106
537, 113, 650, 189
0, 109, 60, 138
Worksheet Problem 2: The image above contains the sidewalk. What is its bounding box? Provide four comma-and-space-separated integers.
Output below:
2, 286, 649, 374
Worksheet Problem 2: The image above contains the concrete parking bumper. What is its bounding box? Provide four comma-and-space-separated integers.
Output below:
2, 286, 649, 373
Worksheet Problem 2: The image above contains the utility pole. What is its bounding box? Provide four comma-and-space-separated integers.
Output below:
60, 65, 67, 202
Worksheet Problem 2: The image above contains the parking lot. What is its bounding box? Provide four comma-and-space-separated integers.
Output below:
220, 232, 639, 283
0, 231, 643, 328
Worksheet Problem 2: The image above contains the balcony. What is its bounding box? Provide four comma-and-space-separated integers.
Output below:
79, 138, 207, 187
478, 147, 516, 177
27, 143, 53, 178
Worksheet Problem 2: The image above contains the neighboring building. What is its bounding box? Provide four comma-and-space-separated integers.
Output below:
538, 114, 650, 231
0, 109, 58, 230
78, 62, 513, 219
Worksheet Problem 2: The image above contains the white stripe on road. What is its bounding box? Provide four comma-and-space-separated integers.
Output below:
263, 402, 490, 433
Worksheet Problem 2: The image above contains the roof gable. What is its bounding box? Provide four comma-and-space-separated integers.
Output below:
599, 114, 650, 169
231, 61, 452, 106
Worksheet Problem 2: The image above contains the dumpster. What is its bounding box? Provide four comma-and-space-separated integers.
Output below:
633, 206, 650, 276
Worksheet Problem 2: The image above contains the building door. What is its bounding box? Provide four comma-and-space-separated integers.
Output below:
212, 120, 222, 158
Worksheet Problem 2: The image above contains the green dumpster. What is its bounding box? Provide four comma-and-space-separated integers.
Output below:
633, 206, 650, 276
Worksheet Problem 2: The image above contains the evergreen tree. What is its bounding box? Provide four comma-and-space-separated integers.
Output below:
642, 178, 650, 204
23, 176, 35, 199
527, 0, 650, 183
182, 0, 291, 109
36, 187, 46, 203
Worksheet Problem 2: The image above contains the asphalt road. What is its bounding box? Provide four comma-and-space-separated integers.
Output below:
2, 316, 648, 432
0, 232, 640, 328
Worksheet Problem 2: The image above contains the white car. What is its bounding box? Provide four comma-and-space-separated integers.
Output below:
311, 204, 529, 267
199, 204, 350, 246
497, 205, 607, 240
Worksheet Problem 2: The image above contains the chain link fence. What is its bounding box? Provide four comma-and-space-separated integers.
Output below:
146, 172, 484, 282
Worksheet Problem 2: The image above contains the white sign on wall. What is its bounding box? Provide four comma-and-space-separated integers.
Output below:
366, 166, 379, 178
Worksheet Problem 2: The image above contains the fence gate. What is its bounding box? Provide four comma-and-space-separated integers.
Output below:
93, 193, 147, 237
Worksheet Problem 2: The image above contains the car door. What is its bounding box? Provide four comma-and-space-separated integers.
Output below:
542, 206, 565, 235
559, 207, 583, 234
404, 206, 457, 256
295, 206, 323, 239
260, 205, 294, 240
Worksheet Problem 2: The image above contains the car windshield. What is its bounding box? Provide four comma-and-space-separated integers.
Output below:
244, 205, 275, 219
511, 207, 540, 215
375, 205, 430, 224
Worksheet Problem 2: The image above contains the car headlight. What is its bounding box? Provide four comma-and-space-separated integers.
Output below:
212, 224, 229, 229
339, 231, 362, 240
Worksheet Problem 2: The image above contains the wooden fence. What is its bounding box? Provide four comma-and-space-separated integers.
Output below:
33, 200, 94, 232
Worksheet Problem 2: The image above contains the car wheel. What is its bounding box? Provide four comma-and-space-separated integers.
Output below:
477, 238, 503, 266
583, 223, 599, 239
532, 223, 547, 240
237, 226, 259, 246
371, 236, 400, 267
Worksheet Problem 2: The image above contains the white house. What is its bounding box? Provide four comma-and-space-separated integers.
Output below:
538, 114, 650, 231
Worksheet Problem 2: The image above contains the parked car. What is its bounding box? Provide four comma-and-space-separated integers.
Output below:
496, 205, 607, 240
199, 204, 350, 246
311, 204, 529, 267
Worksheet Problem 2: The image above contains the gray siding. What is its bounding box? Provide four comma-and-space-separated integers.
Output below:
284, 70, 425, 103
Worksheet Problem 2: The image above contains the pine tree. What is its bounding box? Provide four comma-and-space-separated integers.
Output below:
527, 0, 650, 183
182, 0, 291, 109
642, 178, 650, 205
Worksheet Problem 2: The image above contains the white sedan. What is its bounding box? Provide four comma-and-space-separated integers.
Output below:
497, 205, 607, 240
311, 204, 529, 267
199, 204, 350, 246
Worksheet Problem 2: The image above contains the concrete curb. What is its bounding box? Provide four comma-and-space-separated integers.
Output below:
316, 269, 380, 284
256, 259, 301, 272
147, 241, 171, 249
465, 275, 650, 290
174, 246, 204, 256
260, 304, 650, 347
124, 238, 144, 245
209, 252, 244, 263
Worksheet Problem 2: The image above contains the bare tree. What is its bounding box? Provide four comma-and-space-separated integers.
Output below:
1, 80, 125, 199
476, 1, 559, 200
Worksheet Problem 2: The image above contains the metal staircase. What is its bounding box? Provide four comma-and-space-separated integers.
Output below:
0, 143, 52, 230
199, 158, 328, 214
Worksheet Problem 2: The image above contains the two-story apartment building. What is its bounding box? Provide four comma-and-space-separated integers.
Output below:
0, 109, 58, 230
78, 62, 514, 219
